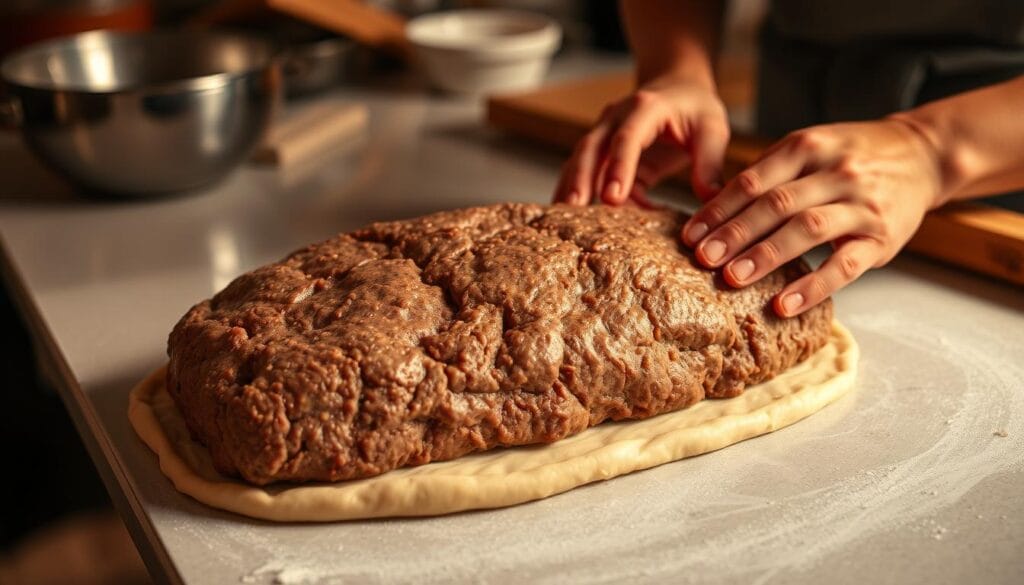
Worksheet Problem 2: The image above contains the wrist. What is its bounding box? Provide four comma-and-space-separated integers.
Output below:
635, 46, 716, 91
887, 109, 969, 209
640, 68, 718, 94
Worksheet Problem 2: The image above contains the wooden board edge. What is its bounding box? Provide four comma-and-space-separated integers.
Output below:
908, 203, 1024, 285
486, 97, 584, 150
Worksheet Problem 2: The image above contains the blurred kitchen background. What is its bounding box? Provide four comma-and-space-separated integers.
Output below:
0, 1, 765, 583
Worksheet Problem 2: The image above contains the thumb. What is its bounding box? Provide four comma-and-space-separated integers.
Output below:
689, 117, 730, 201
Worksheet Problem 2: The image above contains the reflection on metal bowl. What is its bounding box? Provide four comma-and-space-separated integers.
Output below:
0, 29, 280, 197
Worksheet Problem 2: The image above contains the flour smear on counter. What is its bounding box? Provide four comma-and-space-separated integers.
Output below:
171, 310, 1021, 585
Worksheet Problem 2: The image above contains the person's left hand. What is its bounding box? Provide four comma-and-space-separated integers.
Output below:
681, 118, 946, 317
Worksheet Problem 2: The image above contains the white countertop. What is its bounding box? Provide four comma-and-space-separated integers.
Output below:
0, 55, 1022, 585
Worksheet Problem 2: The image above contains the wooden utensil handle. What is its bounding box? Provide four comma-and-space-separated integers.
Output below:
253, 101, 369, 168
268, 0, 411, 60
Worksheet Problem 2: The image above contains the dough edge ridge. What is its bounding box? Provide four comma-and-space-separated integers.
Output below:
128, 320, 859, 522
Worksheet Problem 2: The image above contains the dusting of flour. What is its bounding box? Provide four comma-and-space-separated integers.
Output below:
160, 307, 1023, 585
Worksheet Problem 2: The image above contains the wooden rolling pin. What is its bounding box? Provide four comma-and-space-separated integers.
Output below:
252, 100, 368, 168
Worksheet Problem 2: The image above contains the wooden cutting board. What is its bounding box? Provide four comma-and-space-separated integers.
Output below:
486, 72, 1024, 286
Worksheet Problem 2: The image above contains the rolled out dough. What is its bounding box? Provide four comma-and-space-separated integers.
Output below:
128, 321, 858, 522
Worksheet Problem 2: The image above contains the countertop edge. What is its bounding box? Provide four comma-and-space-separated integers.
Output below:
0, 233, 184, 585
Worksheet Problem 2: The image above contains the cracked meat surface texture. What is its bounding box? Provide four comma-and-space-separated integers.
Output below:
166, 204, 833, 485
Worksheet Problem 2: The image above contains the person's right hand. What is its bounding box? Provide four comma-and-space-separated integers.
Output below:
553, 75, 731, 207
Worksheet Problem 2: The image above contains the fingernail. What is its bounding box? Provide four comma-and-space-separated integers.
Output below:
568, 190, 581, 205
781, 293, 804, 315
602, 180, 621, 203
687, 221, 708, 243
702, 239, 726, 264
730, 258, 755, 282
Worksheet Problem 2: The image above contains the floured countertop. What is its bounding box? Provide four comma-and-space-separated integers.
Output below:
150, 282, 1024, 585
0, 52, 1020, 584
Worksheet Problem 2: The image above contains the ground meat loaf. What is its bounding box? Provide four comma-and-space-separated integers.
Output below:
167, 203, 832, 485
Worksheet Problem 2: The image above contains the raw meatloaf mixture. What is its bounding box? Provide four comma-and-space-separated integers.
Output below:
167, 204, 832, 485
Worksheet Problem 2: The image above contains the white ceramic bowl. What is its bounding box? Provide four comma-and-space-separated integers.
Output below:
406, 9, 562, 94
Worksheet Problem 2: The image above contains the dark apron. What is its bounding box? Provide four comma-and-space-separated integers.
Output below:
757, 0, 1024, 137
756, 0, 1024, 206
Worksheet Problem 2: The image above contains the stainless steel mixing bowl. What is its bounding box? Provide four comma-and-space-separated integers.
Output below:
0, 29, 280, 196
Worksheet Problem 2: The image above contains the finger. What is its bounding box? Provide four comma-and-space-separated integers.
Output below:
627, 181, 664, 210
596, 100, 673, 206
626, 145, 690, 210
695, 173, 841, 268
552, 166, 578, 205
682, 139, 814, 246
747, 132, 792, 163
721, 203, 871, 284
553, 122, 615, 205
552, 175, 573, 205
635, 142, 690, 190
773, 237, 880, 317
690, 115, 730, 200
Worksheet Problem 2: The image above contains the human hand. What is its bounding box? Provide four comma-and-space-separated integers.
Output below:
553, 75, 730, 207
681, 119, 945, 317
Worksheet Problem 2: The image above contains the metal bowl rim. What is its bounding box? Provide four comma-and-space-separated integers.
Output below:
0, 29, 279, 95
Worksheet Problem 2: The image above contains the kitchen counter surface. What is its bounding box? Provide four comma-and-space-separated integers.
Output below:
1, 54, 1022, 585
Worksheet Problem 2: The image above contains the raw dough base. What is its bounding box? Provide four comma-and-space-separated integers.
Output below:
129, 321, 858, 522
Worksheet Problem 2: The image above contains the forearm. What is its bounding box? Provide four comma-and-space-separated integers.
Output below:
620, 0, 724, 89
890, 75, 1024, 206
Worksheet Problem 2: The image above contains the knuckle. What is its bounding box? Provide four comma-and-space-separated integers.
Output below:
870, 216, 892, 241
764, 186, 796, 216
797, 209, 830, 239
863, 194, 889, 218
700, 204, 729, 226
834, 155, 861, 182
701, 113, 731, 137
754, 239, 782, 265
790, 128, 826, 154
735, 171, 762, 198
806, 274, 831, 300
722, 220, 750, 243
837, 253, 861, 281
632, 90, 660, 109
